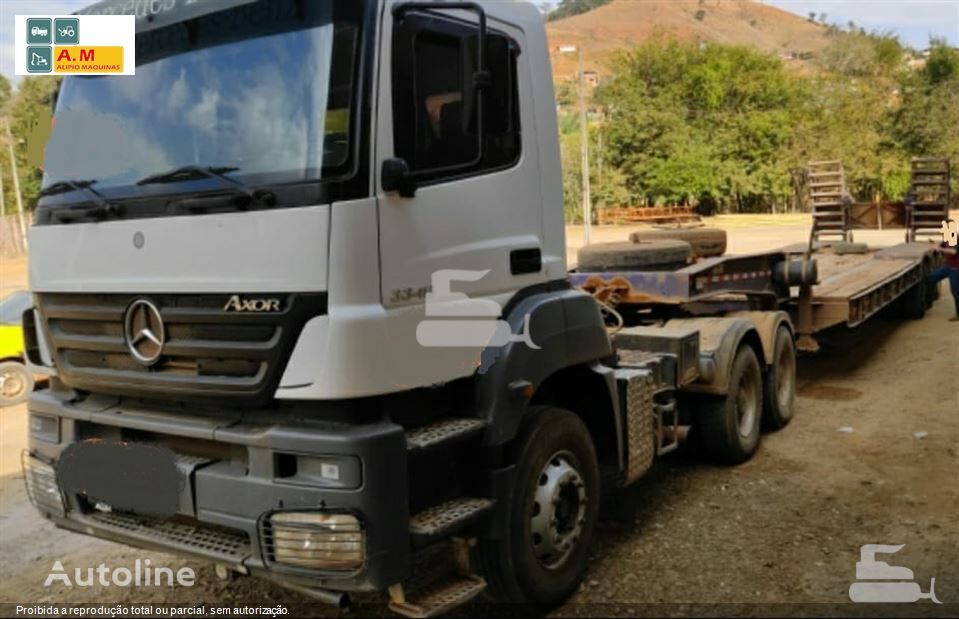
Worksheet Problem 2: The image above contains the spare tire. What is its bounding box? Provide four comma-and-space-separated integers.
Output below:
831, 241, 869, 255
577, 240, 692, 271
628, 227, 727, 257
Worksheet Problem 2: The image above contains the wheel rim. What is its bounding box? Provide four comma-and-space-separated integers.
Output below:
776, 341, 795, 412
0, 370, 25, 401
736, 367, 759, 438
529, 450, 587, 571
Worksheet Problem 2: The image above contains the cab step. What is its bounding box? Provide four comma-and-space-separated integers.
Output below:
410, 497, 493, 547
388, 575, 487, 619
405, 418, 487, 451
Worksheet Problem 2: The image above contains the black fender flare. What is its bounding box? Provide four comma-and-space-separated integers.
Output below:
664, 316, 764, 396
473, 287, 619, 448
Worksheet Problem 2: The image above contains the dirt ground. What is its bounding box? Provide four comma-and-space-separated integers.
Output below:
0, 218, 957, 616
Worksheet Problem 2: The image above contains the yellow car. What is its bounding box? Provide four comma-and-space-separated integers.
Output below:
0, 290, 34, 406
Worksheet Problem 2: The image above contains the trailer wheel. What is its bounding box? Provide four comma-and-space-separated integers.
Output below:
698, 345, 763, 464
0, 361, 33, 407
628, 226, 727, 258
762, 327, 795, 430
900, 280, 927, 320
923, 260, 938, 308
478, 406, 599, 608
577, 240, 691, 271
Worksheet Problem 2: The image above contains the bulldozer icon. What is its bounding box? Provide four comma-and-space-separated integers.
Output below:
848, 544, 941, 603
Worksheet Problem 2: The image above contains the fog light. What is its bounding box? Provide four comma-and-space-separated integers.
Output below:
268, 512, 364, 571
22, 452, 66, 517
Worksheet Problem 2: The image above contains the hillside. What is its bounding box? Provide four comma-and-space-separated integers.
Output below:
546, 0, 834, 79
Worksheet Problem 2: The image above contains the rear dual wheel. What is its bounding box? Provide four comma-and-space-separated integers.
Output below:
698, 330, 797, 463
762, 326, 796, 430
698, 345, 763, 464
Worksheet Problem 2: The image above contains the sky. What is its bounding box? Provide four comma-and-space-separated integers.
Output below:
761, 0, 959, 48
2, 0, 958, 87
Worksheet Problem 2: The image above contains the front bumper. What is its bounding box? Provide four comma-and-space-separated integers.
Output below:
25, 389, 411, 592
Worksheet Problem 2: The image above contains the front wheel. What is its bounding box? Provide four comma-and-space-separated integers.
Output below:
697, 345, 763, 464
0, 361, 33, 407
478, 406, 599, 609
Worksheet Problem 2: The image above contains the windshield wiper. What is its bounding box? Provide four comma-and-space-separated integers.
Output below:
39, 180, 119, 222
137, 165, 245, 190
136, 165, 275, 211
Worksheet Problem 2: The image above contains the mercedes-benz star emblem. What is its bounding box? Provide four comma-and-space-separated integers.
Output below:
124, 299, 165, 365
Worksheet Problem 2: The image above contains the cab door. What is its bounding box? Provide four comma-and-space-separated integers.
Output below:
374, 3, 545, 312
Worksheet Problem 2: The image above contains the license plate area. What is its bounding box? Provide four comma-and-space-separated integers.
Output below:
56, 440, 203, 518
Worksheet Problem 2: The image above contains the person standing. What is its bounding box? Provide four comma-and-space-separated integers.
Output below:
929, 240, 959, 322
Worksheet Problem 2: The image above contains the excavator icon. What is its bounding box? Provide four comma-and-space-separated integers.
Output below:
848, 544, 941, 603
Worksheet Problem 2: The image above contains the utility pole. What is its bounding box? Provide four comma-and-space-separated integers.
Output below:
559, 45, 593, 245
577, 47, 591, 246
4, 118, 27, 252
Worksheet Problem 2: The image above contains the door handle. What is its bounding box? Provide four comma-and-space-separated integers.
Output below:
510, 248, 542, 275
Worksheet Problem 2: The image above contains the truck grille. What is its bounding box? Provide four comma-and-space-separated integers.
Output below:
36, 292, 326, 403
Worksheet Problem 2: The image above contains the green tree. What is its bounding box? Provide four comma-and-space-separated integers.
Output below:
893, 41, 959, 199
596, 38, 804, 212
6, 77, 60, 212
924, 39, 959, 84
0, 76, 11, 112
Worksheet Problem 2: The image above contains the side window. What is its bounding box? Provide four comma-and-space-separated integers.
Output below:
391, 13, 520, 183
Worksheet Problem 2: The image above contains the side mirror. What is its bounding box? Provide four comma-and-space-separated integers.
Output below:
382, 158, 417, 197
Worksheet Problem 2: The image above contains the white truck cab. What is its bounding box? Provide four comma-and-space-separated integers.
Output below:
23, 1, 802, 616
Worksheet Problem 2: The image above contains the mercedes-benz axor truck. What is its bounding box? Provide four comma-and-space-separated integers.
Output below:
23, 1, 804, 616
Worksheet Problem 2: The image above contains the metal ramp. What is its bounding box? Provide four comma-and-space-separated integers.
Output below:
906, 157, 950, 242
807, 160, 852, 245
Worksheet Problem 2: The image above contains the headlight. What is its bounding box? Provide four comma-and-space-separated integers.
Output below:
266, 512, 364, 571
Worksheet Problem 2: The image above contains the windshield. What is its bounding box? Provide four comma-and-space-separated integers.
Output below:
43, 0, 361, 196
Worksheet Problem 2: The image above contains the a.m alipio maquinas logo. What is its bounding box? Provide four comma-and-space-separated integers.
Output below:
16, 14, 135, 76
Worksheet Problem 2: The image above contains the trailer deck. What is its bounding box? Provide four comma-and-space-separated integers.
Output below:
781, 241, 938, 350
569, 240, 939, 353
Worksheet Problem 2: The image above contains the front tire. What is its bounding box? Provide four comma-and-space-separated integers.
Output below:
0, 361, 33, 407
762, 327, 796, 430
698, 345, 763, 464
478, 406, 599, 608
